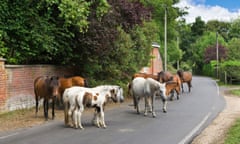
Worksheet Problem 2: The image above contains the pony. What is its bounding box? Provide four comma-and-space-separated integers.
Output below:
169, 74, 182, 100
34, 76, 60, 120
177, 70, 192, 92
63, 85, 124, 129
58, 76, 88, 104
157, 71, 173, 83
132, 73, 158, 80
129, 77, 178, 115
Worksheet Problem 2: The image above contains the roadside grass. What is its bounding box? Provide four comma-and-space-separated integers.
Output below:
224, 88, 240, 144
224, 118, 240, 144
229, 89, 240, 97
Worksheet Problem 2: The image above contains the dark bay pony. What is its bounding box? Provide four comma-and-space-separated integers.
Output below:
59, 76, 88, 101
177, 70, 192, 92
157, 71, 173, 83
34, 76, 60, 120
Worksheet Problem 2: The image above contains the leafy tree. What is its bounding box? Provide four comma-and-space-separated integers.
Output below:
191, 31, 226, 74
227, 38, 240, 60
206, 20, 230, 42
229, 18, 240, 39
191, 16, 205, 37
204, 44, 227, 63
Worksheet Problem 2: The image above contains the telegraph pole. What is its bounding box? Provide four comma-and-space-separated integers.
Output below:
216, 32, 219, 79
164, 6, 167, 71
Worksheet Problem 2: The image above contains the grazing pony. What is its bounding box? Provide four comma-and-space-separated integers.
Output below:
177, 70, 192, 92
34, 76, 60, 120
63, 85, 124, 129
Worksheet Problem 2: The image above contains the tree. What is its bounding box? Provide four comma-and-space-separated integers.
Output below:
191, 16, 205, 37
204, 45, 227, 63
229, 18, 240, 39
191, 32, 226, 74
206, 20, 230, 42
227, 38, 240, 60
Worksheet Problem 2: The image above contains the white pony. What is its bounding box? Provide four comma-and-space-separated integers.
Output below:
129, 77, 177, 117
63, 85, 124, 129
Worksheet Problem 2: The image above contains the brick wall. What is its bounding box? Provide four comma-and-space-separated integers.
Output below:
0, 63, 76, 113
0, 58, 7, 111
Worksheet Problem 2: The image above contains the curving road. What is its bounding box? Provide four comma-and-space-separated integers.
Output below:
0, 76, 225, 144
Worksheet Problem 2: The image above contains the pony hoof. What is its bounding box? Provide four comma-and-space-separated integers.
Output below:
163, 110, 167, 113
102, 126, 107, 129
80, 127, 84, 130
152, 113, 156, 118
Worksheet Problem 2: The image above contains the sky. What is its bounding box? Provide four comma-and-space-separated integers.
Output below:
175, 0, 240, 23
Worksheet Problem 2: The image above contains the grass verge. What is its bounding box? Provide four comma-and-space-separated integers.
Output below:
224, 89, 240, 144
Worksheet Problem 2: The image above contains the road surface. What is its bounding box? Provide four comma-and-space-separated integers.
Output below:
0, 76, 225, 144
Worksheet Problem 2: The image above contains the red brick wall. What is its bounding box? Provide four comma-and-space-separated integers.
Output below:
0, 58, 7, 111
1, 64, 76, 112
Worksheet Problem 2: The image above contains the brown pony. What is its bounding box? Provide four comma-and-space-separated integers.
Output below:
34, 76, 60, 120
177, 70, 192, 92
169, 74, 182, 100
132, 73, 158, 80
59, 76, 88, 101
157, 71, 173, 83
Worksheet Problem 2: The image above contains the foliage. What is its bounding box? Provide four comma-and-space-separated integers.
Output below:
229, 18, 240, 39
220, 60, 240, 80
204, 44, 227, 63
202, 60, 216, 77
191, 16, 206, 37
227, 38, 240, 60
206, 20, 230, 42
191, 31, 226, 74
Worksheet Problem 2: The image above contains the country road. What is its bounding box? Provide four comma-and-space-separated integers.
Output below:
0, 76, 225, 144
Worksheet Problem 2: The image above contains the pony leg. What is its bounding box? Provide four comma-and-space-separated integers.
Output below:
52, 97, 56, 120
94, 107, 101, 128
35, 97, 39, 118
176, 88, 180, 100
68, 106, 74, 127
64, 101, 69, 126
92, 108, 98, 126
169, 90, 175, 101
188, 82, 192, 92
78, 106, 84, 129
144, 96, 148, 116
73, 109, 78, 129
135, 97, 140, 114
151, 95, 156, 118
99, 107, 106, 128
181, 83, 184, 93
162, 99, 167, 113
43, 99, 48, 120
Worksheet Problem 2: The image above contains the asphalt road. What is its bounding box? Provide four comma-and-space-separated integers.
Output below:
0, 76, 225, 144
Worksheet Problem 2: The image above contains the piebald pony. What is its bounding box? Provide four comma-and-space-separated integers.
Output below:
63, 85, 124, 129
